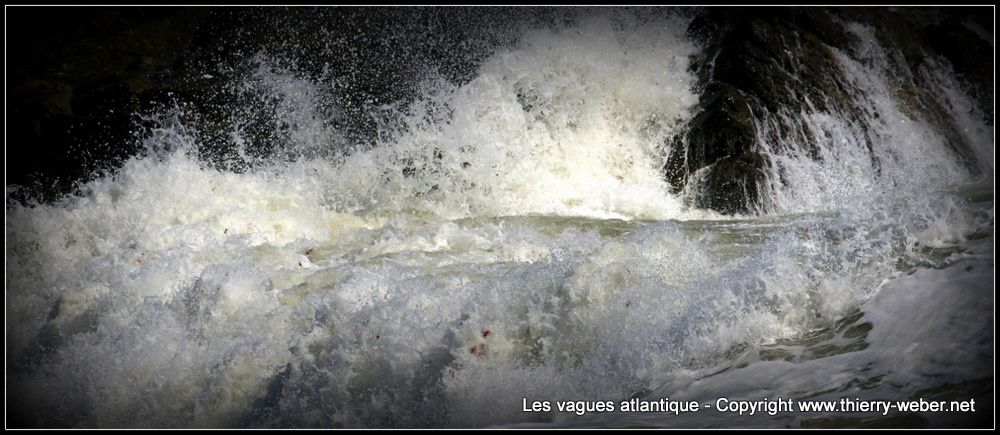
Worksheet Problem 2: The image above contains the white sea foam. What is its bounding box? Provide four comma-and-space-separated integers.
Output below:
320, 14, 700, 221
6, 11, 993, 428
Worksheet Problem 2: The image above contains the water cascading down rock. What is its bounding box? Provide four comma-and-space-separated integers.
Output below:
664, 7, 992, 215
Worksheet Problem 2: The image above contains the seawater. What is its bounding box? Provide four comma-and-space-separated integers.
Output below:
6, 11, 993, 428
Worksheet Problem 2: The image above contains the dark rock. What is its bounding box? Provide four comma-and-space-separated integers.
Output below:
664, 6, 991, 215
665, 83, 772, 215
668, 8, 862, 214
696, 153, 771, 215
664, 83, 763, 194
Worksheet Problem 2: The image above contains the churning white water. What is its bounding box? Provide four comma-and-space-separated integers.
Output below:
326, 15, 700, 221
6, 12, 993, 428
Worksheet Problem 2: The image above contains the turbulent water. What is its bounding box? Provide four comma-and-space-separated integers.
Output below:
6, 10, 994, 428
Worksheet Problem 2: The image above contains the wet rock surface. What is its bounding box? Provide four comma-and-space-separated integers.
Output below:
664, 7, 993, 215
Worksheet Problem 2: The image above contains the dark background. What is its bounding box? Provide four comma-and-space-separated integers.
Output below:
6, 6, 542, 203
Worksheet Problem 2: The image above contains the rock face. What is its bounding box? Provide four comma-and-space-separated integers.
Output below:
664, 7, 993, 215
665, 8, 866, 215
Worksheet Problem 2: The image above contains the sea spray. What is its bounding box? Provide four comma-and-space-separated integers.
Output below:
6, 8, 992, 428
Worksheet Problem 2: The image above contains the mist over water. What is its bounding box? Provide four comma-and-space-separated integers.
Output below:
6, 8, 993, 428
